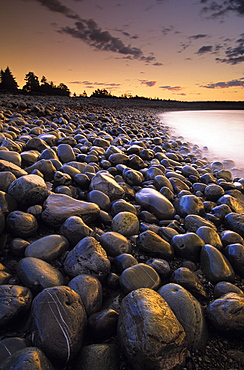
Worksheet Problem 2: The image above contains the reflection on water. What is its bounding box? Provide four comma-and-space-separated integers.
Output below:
159, 110, 244, 176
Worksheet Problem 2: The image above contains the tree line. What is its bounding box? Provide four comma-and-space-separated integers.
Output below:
0, 67, 70, 96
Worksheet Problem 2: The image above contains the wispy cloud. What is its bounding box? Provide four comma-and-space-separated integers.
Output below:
201, 77, 244, 88
216, 33, 244, 64
140, 80, 157, 87
30, 0, 156, 63
161, 26, 174, 36
201, 0, 244, 18
189, 34, 209, 40
196, 45, 213, 54
69, 80, 121, 88
159, 85, 183, 91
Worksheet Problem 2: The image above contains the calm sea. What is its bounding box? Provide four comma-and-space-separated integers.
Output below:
159, 110, 244, 177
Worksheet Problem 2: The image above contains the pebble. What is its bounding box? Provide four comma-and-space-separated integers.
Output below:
0, 95, 244, 369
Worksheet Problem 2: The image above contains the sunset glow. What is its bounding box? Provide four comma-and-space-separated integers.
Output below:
1, 0, 244, 101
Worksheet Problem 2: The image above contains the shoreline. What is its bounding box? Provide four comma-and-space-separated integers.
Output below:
0, 94, 243, 370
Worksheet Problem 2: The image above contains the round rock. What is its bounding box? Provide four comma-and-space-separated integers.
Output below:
25, 234, 69, 262
111, 211, 139, 237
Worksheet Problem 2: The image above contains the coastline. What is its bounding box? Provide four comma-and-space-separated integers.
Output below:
0, 94, 243, 370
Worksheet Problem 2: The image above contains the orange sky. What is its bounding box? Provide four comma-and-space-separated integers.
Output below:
1, 0, 244, 101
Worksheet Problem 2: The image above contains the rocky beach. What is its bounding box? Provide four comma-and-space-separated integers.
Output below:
0, 93, 243, 370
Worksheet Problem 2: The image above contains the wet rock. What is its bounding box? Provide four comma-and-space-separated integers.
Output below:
145, 258, 171, 279
117, 288, 186, 370
158, 283, 208, 350
74, 343, 119, 370
0, 285, 32, 327
171, 233, 205, 262
170, 267, 207, 301
213, 281, 244, 298
90, 172, 125, 200
25, 234, 69, 262
111, 199, 137, 215
196, 226, 222, 250
200, 244, 235, 284
119, 263, 161, 293
16, 257, 65, 294
58, 143, 76, 163
224, 243, 244, 277
0, 337, 30, 363
206, 293, 244, 337
32, 286, 87, 366
25, 159, 57, 181
88, 308, 119, 340
64, 236, 111, 279
68, 274, 103, 316
6, 210, 38, 238
0, 159, 27, 177
174, 195, 205, 217
204, 184, 224, 201
87, 190, 111, 211
59, 215, 94, 247
184, 214, 217, 232
135, 187, 175, 220
136, 230, 174, 260
111, 211, 139, 237
41, 193, 100, 227
221, 229, 244, 246
218, 194, 244, 214
100, 231, 131, 257
224, 213, 244, 237
122, 167, 144, 186
0, 171, 16, 192
8, 174, 49, 207
0, 347, 54, 370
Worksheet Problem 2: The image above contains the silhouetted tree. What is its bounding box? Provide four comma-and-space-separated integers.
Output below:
23, 72, 40, 92
0, 67, 18, 91
91, 88, 112, 98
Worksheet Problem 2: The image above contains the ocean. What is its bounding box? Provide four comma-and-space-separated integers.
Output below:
159, 110, 244, 177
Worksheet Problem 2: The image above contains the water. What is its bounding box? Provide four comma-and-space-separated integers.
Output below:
159, 110, 244, 177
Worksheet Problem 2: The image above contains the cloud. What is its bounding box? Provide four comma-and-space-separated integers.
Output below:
159, 85, 183, 91
162, 26, 174, 36
35, 0, 80, 20
216, 33, 244, 64
189, 34, 209, 40
140, 80, 157, 87
69, 80, 121, 87
196, 45, 213, 54
153, 62, 163, 66
201, 77, 244, 88
200, 0, 244, 17
60, 20, 156, 62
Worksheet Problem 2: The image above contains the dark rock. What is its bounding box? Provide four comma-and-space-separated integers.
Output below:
224, 213, 244, 238
64, 236, 111, 279
158, 226, 179, 242
122, 167, 144, 185
204, 184, 225, 201
41, 193, 100, 227
87, 190, 111, 211
170, 267, 207, 301
174, 195, 205, 217
0, 171, 16, 192
74, 343, 119, 370
9, 238, 30, 257
136, 230, 174, 260
0, 159, 27, 178
221, 230, 244, 247
224, 243, 244, 277
111, 199, 137, 215
0, 285, 32, 326
206, 293, 244, 336
6, 211, 38, 238
117, 288, 186, 370
112, 253, 138, 274
146, 258, 171, 279
57, 143, 76, 163
0, 337, 30, 363
90, 172, 125, 200
100, 231, 131, 257
25, 159, 57, 181
88, 308, 119, 340
0, 347, 54, 370
158, 283, 208, 350
200, 244, 235, 284
32, 286, 87, 366
68, 274, 102, 316
25, 234, 69, 262
135, 187, 175, 220
119, 263, 161, 293
196, 226, 222, 250
184, 214, 217, 232
172, 233, 205, 262
218, 194, 244, 213
213, 281, 244, 298
16, 257, 65, 294
0, 263, 11, 284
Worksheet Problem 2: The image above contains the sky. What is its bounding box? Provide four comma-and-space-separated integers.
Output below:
0, 0, 244, 101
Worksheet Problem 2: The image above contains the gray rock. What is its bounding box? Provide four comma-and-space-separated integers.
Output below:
8, 174, 49, 207
25, 234, 69, 262
6, 211, 38, 238
0, 347, 54, 370
200, 244, 235, 284
204, 184, 224, 201
87, 189, 111, 211
145, 258, 171, 279
58, 143, 76, 163
206, 293, 244, 336
172, 233, 204, 261
224, 213, 244, 237
90, 172, 125, 200
135, 188, 175, 219
41, 193, 100, 227
218, 194, 244, 213
0, 150, 21, 166
16, 257, 65, 294
100, 231, 131, 257
184, 214, 217, 232
32, 286, 87, 366
111, 199, 137, 215
196, 226, 222, 250
158, 283, 208, 350
136, 230, 174, 260
122, 167, 144, 186
111, 211, 139, 237
68, 274, 103, 316
88, 308, 119, 340
213, 281, 244, 298
0, 159, 27, 177
25, 159, 57, 181
224, 243, 244, 277
170, 267, 207, 301
117, 288, 186, 370
0, 171, 16, 192
221, 229, 244, 247
119, 263, 161, 294
174, 195, 205, 217
59, 215, 94, 247
74, 343, 119, 370
0, 337, 30, 363
64, 236, 111, 278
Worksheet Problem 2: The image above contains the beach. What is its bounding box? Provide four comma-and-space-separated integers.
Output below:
0, 93, 243, 370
